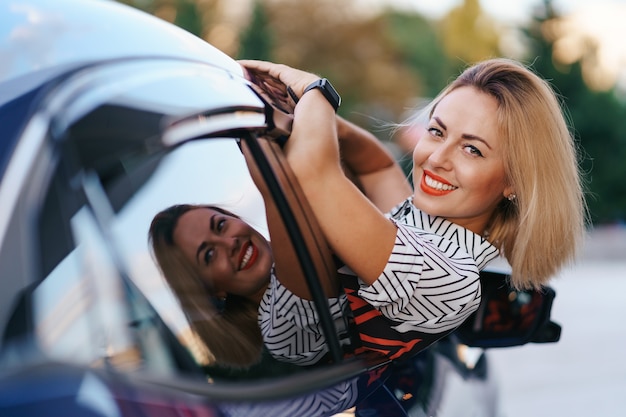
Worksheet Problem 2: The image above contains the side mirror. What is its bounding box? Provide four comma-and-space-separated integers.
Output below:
456, 270, 561, 348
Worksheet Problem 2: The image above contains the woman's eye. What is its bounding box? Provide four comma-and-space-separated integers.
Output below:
204, 248, 215, 265
217, 219, 226, 232
464, 144, 484, 157
427, 127, 443, 138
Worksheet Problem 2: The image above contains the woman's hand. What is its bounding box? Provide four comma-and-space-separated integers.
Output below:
239, 60, 321, 109
240, 60, 340, 176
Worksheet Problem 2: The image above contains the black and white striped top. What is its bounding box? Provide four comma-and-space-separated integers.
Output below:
259, 197, 499, 365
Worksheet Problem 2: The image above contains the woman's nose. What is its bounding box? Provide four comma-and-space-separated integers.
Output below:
208, 234, 239, 255
428, 142, 453, 169
222, 235, 240, 256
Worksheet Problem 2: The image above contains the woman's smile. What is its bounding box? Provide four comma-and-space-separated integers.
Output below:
420, 170, 458, 196
238, 241, 258, 271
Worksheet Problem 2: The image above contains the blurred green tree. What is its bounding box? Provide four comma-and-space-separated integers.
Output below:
117, 0, 219, 40
173, 0, 203, 37
382, 11, 456, 100
524, 0, 626, 224
254, 0, 419, 121
440, 0, 501, 65
237, 0, 274, 61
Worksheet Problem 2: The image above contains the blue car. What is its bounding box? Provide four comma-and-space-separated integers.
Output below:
0, 1, 561, 416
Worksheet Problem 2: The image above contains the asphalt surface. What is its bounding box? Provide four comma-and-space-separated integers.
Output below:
488, 226, 626, 417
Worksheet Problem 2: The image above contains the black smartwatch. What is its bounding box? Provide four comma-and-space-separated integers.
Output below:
302, 78, 341, 112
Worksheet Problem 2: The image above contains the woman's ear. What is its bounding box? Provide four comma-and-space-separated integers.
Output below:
503, 185, 515, 200
214, 290, 228, 299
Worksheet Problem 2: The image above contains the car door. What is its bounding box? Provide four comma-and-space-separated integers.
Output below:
0, 57, 384, 416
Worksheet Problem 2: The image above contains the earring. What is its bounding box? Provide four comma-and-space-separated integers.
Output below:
507, 193, 517, 201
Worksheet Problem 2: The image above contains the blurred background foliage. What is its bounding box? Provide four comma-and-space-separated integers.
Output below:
119, 0, 626, 225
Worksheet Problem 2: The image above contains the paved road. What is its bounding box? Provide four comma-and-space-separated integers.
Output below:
488, 228, 626, 417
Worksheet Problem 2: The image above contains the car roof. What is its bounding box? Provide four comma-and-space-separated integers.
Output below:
0, 0, 244, 178
0, 0, 242, 86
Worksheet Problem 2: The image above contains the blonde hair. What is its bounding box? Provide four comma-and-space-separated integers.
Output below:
149, 204, 263, 368
428, 58, 587, 289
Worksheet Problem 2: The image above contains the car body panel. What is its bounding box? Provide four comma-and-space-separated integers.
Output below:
0, 0, 242, 87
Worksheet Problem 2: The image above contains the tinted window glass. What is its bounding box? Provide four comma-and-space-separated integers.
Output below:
18, 60, 354, 382
34, 207, 178, 374
108, 138, 274, 374
29, 137, 312, 380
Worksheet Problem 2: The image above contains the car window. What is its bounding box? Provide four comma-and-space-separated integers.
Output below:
34, 206, 179, 375
12, 60, 358, 382
30, 138, 288, 378
106, 138, 271, 373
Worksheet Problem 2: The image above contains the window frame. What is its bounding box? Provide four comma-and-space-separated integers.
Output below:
17, 57, 373, 389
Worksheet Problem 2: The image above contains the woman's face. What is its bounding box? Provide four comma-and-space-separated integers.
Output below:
172, 208, 272, 301
412, 86, 514, 234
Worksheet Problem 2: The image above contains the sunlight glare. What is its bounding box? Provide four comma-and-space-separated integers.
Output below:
545, 4, 626, 91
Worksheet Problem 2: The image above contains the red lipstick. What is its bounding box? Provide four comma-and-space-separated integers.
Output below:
238, 241, 258, 271
420, 170, 456, 196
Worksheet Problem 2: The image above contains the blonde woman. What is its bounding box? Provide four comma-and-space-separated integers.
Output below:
240, 58, 586, 356
150, 58, 586, 368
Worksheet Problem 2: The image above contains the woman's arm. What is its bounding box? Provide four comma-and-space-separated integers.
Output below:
240, 59, 411, 212
239, 60, 403, 285
336, 116, 412, 212
285, 90, 398, 285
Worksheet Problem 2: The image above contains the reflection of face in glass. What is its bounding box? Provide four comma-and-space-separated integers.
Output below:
412, 86, 513, 235
172, 208, 272, 302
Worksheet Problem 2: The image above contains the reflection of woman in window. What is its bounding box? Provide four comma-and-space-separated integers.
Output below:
149, 204, 350, 368
150, 205, 265, 368
239, 58, 587, 358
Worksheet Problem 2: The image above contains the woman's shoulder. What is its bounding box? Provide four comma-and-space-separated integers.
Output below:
387, 198, 499, 269
262, 271, 308, 306
260, 270, 347, 320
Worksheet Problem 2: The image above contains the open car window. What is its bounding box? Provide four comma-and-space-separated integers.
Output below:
7, 59, 360, 383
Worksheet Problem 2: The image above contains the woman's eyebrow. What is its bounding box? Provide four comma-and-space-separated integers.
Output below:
434, 116, 493, 150
195, 213, 217, 264
462, 133, 493, 150
433, 116, 447, 130
196, 241, 207, 265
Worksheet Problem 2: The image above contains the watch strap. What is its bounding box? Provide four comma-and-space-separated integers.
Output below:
301, 78, 341, 112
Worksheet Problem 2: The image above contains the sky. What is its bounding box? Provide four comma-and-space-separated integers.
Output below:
393, 0, 625, 22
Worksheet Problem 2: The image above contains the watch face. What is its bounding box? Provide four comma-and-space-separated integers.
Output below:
320, 79, 341, 109
303, 78, 341, 111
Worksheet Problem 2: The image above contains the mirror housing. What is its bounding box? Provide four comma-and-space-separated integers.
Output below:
456, 270, 561, 348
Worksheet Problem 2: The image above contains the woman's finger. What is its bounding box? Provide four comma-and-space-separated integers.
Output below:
238, 60, 319, 98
